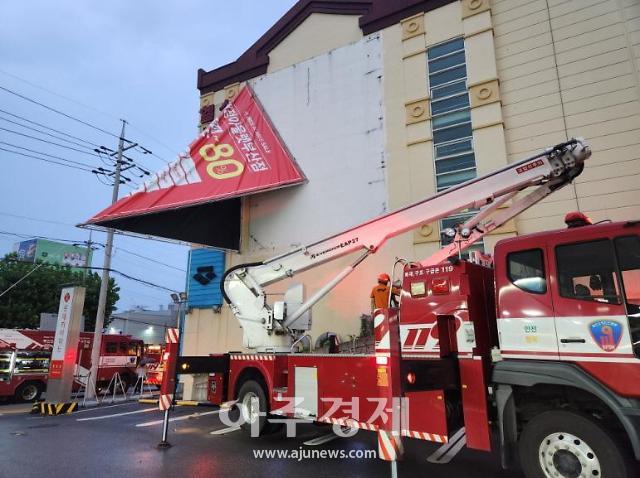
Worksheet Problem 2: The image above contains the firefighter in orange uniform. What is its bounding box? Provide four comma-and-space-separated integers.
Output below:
370, 273, 400, 314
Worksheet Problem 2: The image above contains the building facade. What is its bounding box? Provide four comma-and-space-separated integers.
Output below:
185, 0, 640, 357
109, 305, 178, 345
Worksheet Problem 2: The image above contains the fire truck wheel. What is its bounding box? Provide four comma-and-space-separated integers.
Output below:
15, 382, 43, 402
518, 410, 634, 478
237, 380, 268, 435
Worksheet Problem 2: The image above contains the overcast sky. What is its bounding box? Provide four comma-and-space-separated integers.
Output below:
0, 0, 296, 312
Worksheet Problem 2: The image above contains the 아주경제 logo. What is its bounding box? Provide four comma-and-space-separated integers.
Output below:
589, 320, 623, 352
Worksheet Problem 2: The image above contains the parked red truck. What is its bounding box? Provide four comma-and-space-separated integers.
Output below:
0, 329, 145, 401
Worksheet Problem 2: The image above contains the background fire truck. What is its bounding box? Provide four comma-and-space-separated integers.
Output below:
166, 139, 640, 478
0, 329, 147, 401
142, 344, 165, 387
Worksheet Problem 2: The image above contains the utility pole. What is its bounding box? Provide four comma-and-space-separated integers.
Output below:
86, 119, 129, 400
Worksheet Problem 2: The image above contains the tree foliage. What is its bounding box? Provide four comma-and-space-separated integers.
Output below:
0, 253, 120, 331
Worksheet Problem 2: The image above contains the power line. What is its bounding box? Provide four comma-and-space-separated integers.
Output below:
0, 142, 98, 170
0, 262, 46, 299
0, 229, 88, 244
0, 126, 103, 160
0, 211, 75, 227
0, 69, 120, 124
0, 146, 94, 172
128, 122, 178, 157
1, 258, 178, 295
0, 113, 99, 150
0, 108, 146, 186
0, 226, 184, 274
114, 247, 185, 273
80, 266, 179, 293
108, 315, 175, 328
130, 143, 171, 165
0, 70, 175, 166
0, 84, 120, 140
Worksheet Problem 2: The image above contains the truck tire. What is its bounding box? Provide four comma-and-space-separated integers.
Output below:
15, 381, 43, 402
518, 410, 634, 478
237, 380, 269, 436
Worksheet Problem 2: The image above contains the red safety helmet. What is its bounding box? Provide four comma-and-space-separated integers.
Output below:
378, 273, 391, 283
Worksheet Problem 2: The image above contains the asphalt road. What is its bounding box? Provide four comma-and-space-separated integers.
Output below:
0, 400, 523, 478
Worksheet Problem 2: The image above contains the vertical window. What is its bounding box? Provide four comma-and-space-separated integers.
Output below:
427, 38, 482, 254
428, 37, 475, 192
507, 249, 547, 294
555, 240, 621, 304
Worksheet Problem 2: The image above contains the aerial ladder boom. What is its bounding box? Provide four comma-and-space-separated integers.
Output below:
222, 138, 591, 351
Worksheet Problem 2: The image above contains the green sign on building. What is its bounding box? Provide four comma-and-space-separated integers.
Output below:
15, 239, 92, 272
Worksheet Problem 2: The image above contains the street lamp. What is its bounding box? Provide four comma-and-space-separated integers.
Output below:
169, 291, 187, 349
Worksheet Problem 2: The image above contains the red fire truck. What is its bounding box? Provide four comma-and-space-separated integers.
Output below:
142, 344, 165, 387
0, 329, 144, 402
171, 138, 640, 477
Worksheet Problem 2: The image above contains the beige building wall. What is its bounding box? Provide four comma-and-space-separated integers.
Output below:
382, 0, 516, 262
493, 0, 640, 232
267, 13, 363, 73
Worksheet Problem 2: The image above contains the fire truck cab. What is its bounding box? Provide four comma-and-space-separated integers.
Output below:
491, 219, 640, 475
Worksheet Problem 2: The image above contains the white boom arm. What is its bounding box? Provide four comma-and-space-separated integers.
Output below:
223, 138, 591, 351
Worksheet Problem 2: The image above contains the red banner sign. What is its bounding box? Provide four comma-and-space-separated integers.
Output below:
88, 86, 305, 224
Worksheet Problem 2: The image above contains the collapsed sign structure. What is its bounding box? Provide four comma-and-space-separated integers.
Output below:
86, 86, 305, 250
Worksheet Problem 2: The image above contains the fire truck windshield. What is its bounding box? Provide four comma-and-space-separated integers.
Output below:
14, 350, 50, 374
614, 234, 640, 357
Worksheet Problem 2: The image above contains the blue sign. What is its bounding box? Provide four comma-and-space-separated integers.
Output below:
589, 320, 623, 352
187, 248, 225, 309
15, 239, 37, 262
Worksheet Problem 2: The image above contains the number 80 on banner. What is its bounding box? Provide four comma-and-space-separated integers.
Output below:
199, 143, 244, 180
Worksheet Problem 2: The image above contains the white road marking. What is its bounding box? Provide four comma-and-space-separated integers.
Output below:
136, 410, 220, 427
77, 407, 157, 421
303, 433, 341, 446
210, 426, 241, 435
74, 402, 138, 414
427, 427, 466, 464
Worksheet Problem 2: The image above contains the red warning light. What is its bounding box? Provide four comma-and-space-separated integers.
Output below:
431, 278, 450, 295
